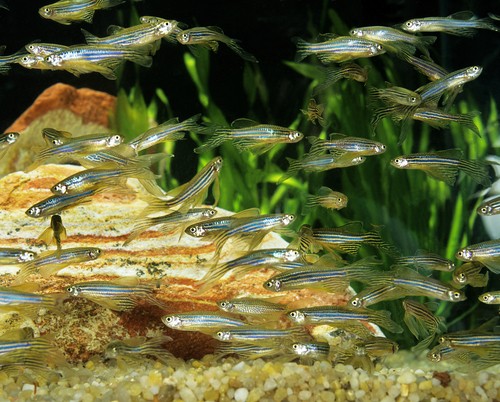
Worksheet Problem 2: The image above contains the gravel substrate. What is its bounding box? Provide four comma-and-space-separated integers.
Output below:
0, 351, 499, 402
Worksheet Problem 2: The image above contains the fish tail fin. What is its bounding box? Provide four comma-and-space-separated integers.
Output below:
12, 261, 36, 285
301, 195, 318, 215
123, 216, 158, 245
99, 0, 126, 9
195, 262, 230, 294
456, 111, 481, 137
194, 131, 231, 153
126, 48, 153, 68
364, 229, 401, 258
313, 66, 342, 95
279, 157, 302, 184
81, 29, 101, 45
458, 159, 492, 187
293, 37, 312, 62
225, 40, 258, 63
370, 309, 403, 334
139, 178, 167, 197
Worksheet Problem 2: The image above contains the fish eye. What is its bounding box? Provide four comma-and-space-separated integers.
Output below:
457, 273, 466, 282
265, 280, 274, 288
409, 96, 417, 103
216, 331, 223, 337
43, 7, 53, 16
431, 352, 441, 361
438, 336, 446, 344
165, 316, 173, 322
292, 344, 299, 350
181, 33, 190, 42
219, 301, 227, 308
452, 291, 462, 300
289, 311, 297, 318
189, 227, 197, 233
88, 250, 100, 259
481, 295, 490, 302
405, 21, 412, 27
350, 298, 361, 307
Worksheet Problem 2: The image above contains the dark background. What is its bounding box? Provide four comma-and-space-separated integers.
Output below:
0, 0, 499, 131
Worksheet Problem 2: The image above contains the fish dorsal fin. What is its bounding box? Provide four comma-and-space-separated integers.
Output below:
336, 221, 364, 233
107, 25, 125, 35
9, 283, 41, 293
207, 26, 224, 34
448, 11, 476, 20
314, 253, 347, 267
81, 29, 100, 44
0, 327, 34, 341
232, 208, 261, 218
317, 33, 339, 40
317, 186, 335, 196
434, 148, 463, 160
328, 133, 347, 140
121, 336, 147, 347
158, 117, 181, 126
112, 277, 140, 287
231, 118, 260, 129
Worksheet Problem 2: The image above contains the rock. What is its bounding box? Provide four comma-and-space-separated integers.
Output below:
1, 83, 115, 175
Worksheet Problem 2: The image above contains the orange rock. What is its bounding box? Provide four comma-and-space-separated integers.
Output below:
5, 83, 115, 133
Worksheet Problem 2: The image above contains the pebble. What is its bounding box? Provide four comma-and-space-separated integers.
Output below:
398, 371, 417, 384
234, 387, 249, 402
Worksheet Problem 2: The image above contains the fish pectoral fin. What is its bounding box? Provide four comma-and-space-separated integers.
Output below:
481, 258, 500, 274
425, 165, 459, 186
36, 227, 55, 246
80, 10, 95, 24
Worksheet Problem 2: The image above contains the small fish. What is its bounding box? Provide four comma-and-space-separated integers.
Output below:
294, 222, 400, 258
25, 189, 97, 219
295, 36, 385, 64
208, 213, 296, 263
217, 297, 286, 317
403, 299, 447, 353
0, 284, 65, 318
25, 43, 70, 56
417, 66, 482, 104
300, 99, 327, 127
348, 285, 408, 308
280, 154, 365, 183
478, 291, 500, 305
303, 186, 348, 213
30, 132, 124, 169
349, 25, 436, 56
36, 215, 67, 254
14, 247, 101, 283
39, 0, 125, 25
140, 156, 223, 215
0, 47, 28, 74
139, 16, 186, 43
67, 277, 165, 311
16, 54, 54, 70
128, 114, 202, 152
0, 248, 36, 264
81, 21, 174, 55
104, 336, 177, 367
124, 208, 217, 245
41, 128, 74, 146
0, 132, 19, 157
368, 85, 422, 107
51, 165, 157, 195
214, 326, 309, 345
405, 107, 480, 137
307, 134, 386, 158
263, 256, 381, 293
194, 119, 303, 155
44, 44, 152, 79
285, 341, 331, 363
313, 62, 368, 94
161, 312, 246, 334
196, 247, 306, 294
0, 333, 67, 374
427, 343, 474, 364
286, 305, 403, 334
456, 239, 500, 274
452, 262, 489, 288
370, 267, 466, 302
185, 208, 260, 238
391, 149, 492, 187
214, 343, 283, 361
393, 251, 455, 272
176, 26, 257, 63
477, 196, 500, 216
401, 11, 500, 37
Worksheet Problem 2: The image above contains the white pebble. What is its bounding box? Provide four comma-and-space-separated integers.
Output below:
179, 387, 197, 402
350, 377, 359, 390
299, 390, 312, 400
264, 378, 277, 391
22, 384, 35, 392
234, 387, 249, 402
398, 371, 416, 384
233, 361, 246, 371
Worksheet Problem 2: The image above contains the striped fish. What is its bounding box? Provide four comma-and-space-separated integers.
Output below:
39, 0, 125, 25
161, 312, 246, 334
391, 149, 491, 186
477, 196, 500, 216
25, 189, 98, 219
295, 36, 385, 64
140, 156, 223, 215
66, 278, 165, 311
0, 248, 35, 264
456, 239, 500, 274
452, 262, 488, 288
393, 251, 455, 272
